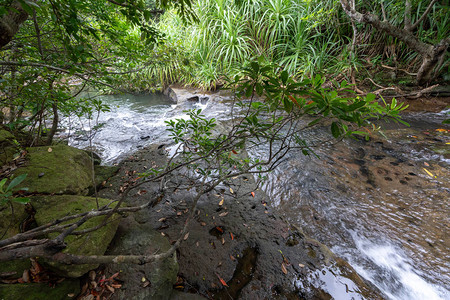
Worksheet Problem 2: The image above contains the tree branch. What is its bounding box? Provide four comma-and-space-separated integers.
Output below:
411, 0, 438, 31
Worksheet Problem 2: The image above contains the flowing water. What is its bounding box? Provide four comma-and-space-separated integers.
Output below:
59, 93, 449, 299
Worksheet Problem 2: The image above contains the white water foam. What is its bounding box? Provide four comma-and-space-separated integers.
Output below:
342, 232, 449, 300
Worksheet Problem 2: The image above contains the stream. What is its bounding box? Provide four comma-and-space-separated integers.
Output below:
58, 92, 449, 300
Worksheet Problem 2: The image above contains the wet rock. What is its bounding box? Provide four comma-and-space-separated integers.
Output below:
98, 144, 384, 299
0, 279, 80, 300
31, 195, 120, 278
105, 219, 179, 300
13, 145, 93, 195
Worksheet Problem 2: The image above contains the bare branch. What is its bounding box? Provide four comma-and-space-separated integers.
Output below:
411, 0, 438, 31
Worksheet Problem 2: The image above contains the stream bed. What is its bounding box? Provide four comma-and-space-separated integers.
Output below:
58, 92, 449, 299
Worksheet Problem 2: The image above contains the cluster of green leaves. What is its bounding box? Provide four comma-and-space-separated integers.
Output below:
155, 59, 407, 182
0, 174, 29, 206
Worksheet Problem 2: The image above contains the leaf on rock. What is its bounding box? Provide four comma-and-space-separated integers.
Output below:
219, 212, 228, 217
219, 199, 224, 206
183, 232, 190, 240
281, 263, 288, 274
229, 187, 234, 194
251, 192, 255, 197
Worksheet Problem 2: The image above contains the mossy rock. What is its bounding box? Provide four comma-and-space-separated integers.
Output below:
0, 129, 19, 164
32, 195, 120, 278
93, 165, 119, 190
0, 129, 14, 143
0, 279, 80, 300
14, 145, 93, 195
0, 203, 32, 275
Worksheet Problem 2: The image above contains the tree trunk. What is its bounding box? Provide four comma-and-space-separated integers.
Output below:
0, 1, 29, 49
339, 0, 448, 85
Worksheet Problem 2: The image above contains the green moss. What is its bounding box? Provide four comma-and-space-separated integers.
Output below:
32, 195, 120, 277
14, 144, 93, 195
93, 165, 119, 189
0, 279, 80, 300
0, 204, 32, 274
0, 129, 14, 143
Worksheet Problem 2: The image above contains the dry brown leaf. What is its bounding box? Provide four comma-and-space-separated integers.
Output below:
230, 255, 236, 261
89, 270, 96, 281
219, 212, 228, 217
221, 237, 225, 245
106, 285, 115, 293
158, 218, 166, 222
22, 270, 30, 283
281, 263, 288, 274
177, 212, 182, 216
183, 232, 190, 240
143, 281, 150, 288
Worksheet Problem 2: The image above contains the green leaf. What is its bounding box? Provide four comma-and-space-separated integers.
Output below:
366, 93, 376, 102
280, 71, 288, 85
0, 178, 6, 191
7, 174, 27, 191
331, 122, 341, 138
12, 197, 30, 204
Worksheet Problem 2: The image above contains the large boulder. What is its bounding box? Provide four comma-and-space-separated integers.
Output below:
0, 129, 18, 164
0, 203, 33, 275
0, 279, 80, 300
14, 145, 93, 195
32, 195, 120, 278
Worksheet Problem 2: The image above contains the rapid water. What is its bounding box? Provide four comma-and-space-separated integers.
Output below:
59, 93, 449, 299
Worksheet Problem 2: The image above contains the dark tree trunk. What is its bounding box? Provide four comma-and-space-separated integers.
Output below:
0, 1, 29, 49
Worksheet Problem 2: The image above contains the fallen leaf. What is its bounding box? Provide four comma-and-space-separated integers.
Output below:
48, 147, 52, 152
158, 218, 166, 222
229, 187, 234, 194
219, 212, 228, 217
67, 293, 75, 298
216, 226, 224, 233
200, 222, 206, 226
424, 162, 430, 167
219, 199, 224, 206
216, 274, 229, 287
298, 263, 305, 268
423, 168, 436, 178
183, 232, 190, 240
196, 242, 199, 247
177, 212, 182, 216
106, 285, 115, 293
161, 232, 166, 236
22, 270, 30, 283
143, 281, 150, 288
281, 263, 288, 274
230, 255, 236, 261
251, 192, 255, 197
232, 150, 238, 154
230, 232, 234, 240
221, 237, 225, 245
